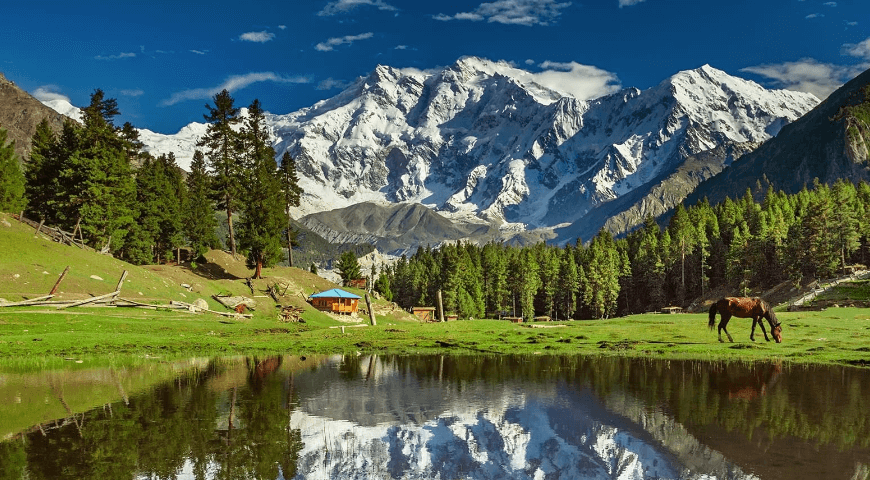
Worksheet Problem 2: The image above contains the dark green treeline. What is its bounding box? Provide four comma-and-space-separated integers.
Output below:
385, 180, 870, 319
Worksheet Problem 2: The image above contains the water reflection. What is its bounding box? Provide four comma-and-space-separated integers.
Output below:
1, 356, 868, 479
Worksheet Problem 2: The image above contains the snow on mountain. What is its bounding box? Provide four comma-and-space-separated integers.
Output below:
137, 122, 208, 170
66, 57, 817, 245
39, 97, 83, 123
270, 57, 817, 231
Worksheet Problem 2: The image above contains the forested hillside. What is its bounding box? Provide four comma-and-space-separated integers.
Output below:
687, 67, 870, 207
381, 181, 870, 319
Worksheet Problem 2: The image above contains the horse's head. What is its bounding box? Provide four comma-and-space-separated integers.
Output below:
767, 310, 782, 343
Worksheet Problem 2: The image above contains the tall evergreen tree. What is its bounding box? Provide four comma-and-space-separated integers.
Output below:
278, 151, 303, 266
337, 250, 362, 285
0, 128, 26, 212
237, 99, 288, 278
198, 89, 242, 257
555, 246, 579, 320
64, 89, 136, 251
185, 151, 220, 260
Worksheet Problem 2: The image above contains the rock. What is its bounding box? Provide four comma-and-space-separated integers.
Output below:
193, 298, 209, 311
181, 283, 192, 291
1, 218, 10, 227
90, 275, 103, 281
12, 274, 19, 279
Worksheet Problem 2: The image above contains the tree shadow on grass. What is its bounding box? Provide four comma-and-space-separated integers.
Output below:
185, 261, 241, 281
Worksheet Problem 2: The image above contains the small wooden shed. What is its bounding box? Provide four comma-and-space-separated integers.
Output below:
310, 288, 361, 315
661, 306, 683, 314
412, 306, 436, 322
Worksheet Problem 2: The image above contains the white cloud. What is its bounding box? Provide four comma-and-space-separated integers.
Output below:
394, 45, 409, 50
120, 89, 144, 97
525, 58, 535, 65
32, 86, 71, 103
824, 1, 837, 6
618, 0, 645, 7
532, 61, 621, 99
805, 13, 823, 19
315, 32, 374, 52
190, 49, 207, 55
434, 0, 572, 26
160, 72, 310, 106
741, 58, 867, 100
318, 0, 398, 16
842, 37, 870, 60
239, 31, 275, 43
278, 25, 287, 30
94, 52, 136, 61
317, 78, 353, 90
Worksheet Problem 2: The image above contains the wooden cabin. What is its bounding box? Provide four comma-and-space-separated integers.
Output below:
661, 306, 683, 314
412, 306, 436, 322
309, 288, 361, 315
345, 278, 367, 289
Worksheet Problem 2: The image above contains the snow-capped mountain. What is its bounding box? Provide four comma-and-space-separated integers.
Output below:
39, 57, 819, 248
272, 57, 816, 229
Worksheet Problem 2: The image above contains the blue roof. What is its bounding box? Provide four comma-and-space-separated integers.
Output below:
310, 288, 361, 299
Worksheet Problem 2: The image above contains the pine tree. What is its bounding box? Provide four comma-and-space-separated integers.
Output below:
480, 242, 508, 317
198, 89, 242, 257
236, 99, 288, 279
337, 251, 362, 285
24, 119, 73, 224
64, 89, 136, 251
185, 151, 220, 260
278, 151, 303, 266
555, 247, 579, 320
830, 180, 860, 275
0, 128, 26, 213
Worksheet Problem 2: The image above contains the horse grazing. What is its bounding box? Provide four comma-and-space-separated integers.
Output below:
708, 297, 782, 343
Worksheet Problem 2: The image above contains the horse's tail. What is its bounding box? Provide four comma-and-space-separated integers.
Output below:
708, 303, 717, 330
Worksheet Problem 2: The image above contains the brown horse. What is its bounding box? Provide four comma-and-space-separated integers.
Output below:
708, 297, 782, 343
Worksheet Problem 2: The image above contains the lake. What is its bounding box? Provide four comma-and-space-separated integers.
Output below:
1, 355, 868, 479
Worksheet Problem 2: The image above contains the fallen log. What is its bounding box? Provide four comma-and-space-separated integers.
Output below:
56, 290, 121, 309
0, 295, 55, 307
50, 266, 71, 295
170, 300, 253, 319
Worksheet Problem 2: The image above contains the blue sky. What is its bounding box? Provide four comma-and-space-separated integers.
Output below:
2, 0, 869, 134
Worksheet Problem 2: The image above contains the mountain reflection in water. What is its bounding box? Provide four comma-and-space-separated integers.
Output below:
0, 355, 868, 480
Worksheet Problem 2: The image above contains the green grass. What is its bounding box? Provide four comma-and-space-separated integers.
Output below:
2, 306, 869, 368
3, 212, 870, 369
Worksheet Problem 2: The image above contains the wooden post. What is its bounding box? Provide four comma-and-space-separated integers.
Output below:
437, 289, 445, 323
36, 219, 45, 235
49, 266, 71, 295
110, 270, 128, 304
364, 293, 377, 326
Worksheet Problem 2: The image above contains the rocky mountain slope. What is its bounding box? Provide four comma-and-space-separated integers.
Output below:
686, 66, 870, 207
0, 73, 69, 163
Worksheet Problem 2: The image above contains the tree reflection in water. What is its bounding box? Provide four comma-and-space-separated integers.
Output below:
0, 355, 868, 479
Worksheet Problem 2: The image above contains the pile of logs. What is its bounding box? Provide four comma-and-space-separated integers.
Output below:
278, 306, 305, 323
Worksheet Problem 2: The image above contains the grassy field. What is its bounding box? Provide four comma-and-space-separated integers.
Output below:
2, 213, 870, 369
1, 305, 869, 368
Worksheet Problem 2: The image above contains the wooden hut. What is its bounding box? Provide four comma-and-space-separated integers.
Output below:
661, 306, 683, 314
411, 306, 436, 322
309, 288, 361, 315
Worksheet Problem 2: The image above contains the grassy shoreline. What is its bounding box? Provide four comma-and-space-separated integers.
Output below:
1, 304, 869, 369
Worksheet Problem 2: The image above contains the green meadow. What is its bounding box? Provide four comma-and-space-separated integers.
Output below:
2, 212, 870, 369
